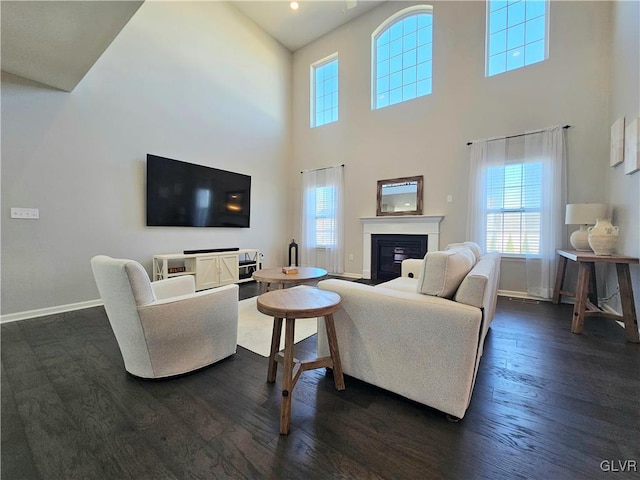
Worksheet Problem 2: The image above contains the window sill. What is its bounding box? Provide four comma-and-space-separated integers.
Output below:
499, 254, 544, 261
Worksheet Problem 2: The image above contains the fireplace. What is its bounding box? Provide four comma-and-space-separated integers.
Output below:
360, 215, 442, 280
371, 234, 427, 280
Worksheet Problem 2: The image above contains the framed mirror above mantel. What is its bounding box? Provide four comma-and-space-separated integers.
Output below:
376, 175, 423, 216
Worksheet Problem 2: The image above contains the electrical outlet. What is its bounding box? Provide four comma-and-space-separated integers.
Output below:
348, 253, 354, 261
447, 195, 453, 203
11, 208, 39, 219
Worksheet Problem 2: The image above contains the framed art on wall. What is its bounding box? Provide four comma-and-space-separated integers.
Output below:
624, 117, 639, 175
610, 116, 624, 167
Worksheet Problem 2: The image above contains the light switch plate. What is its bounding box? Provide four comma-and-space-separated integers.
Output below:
11, 208, 39, 219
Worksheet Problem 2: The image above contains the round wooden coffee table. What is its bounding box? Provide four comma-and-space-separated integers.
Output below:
256, 287, 344, 435
252, 266, 328, 292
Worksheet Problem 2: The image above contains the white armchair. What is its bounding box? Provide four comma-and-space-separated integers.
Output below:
91, 255, 238, 379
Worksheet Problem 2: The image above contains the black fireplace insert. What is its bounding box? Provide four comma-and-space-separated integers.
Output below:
371, 234, 428, 281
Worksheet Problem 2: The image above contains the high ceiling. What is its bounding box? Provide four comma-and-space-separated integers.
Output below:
1, 0, 385, 92
0, 1, 144, 91
233, 0, 385, 51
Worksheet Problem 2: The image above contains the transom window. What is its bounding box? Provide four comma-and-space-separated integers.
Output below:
311, 55, 338, 128
486, 0, 548, 76
372, 5, 433, 110
486, 161, 542, 255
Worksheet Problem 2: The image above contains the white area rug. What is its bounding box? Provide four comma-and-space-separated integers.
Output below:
237, 296, 318, 357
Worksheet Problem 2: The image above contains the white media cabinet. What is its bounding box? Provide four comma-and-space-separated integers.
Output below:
152, 249, 262, 291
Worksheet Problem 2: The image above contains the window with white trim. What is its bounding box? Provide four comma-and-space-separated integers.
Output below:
311, 55, 338, 128
486, 0, 548, 76
372, 5, 433, 110
486, 161, 542, 254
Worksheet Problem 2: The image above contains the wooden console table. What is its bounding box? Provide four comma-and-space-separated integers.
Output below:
552, 249, 639, 343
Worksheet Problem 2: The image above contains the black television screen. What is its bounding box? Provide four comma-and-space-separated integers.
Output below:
146, 154, 251, 227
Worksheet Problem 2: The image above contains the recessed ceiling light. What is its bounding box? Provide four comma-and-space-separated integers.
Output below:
290, 1, 299, 10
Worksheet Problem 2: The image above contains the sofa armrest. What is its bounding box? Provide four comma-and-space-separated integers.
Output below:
137, 283, 239, 377
145, 283, 238, 307
401, 259, 423, 278
317, 278, 483, 418
151, 275, 196, 299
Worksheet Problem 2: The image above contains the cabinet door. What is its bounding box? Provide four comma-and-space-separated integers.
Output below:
195, 257, 219, 290
219, 254, 239, 285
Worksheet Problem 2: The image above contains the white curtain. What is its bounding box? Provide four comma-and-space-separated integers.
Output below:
467, 126, 566, 299
300, 165, 344, 274
467, 138, 507, 253
524, 127, 566, 298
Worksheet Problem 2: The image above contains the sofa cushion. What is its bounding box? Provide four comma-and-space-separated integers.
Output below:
377, 276, 419, 293
416, 247, 476, 298
445, 241, 483, 263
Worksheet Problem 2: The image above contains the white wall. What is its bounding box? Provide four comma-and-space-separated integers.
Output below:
3, 0, 633, 317
1, 1, 292, 316
290, 1, 612, 292
606, 0, 640, 324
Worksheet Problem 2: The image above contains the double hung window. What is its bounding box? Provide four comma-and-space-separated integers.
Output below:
314, 186, 337, 247
486, 161, 542, 255
468, 126, 565, 298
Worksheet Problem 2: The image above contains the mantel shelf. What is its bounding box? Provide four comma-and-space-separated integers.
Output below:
359, 215, 444, 224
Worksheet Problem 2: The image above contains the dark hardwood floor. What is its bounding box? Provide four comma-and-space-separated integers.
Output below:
2, 284, 639, 479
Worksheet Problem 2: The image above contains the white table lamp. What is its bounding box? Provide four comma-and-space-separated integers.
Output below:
565, 203, 608, 251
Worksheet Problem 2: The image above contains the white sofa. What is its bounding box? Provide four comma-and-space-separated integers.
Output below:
317, 245, 501, 419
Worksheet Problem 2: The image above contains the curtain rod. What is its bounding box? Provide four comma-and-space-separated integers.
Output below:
300, 164, 345, 174
466, 125, 571, 146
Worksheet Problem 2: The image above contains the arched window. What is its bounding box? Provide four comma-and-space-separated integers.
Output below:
372, 5, 433, 110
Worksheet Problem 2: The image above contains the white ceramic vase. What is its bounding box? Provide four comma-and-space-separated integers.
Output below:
588, 218, 619, 256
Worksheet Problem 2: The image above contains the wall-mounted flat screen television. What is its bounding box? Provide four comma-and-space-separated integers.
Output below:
146, 154, 251, 227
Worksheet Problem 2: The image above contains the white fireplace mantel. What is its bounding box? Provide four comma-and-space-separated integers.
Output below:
360, 215, 443, 279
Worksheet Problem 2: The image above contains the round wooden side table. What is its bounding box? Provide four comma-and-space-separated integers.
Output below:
256, 287, 345, 434
252, 267, 328, 292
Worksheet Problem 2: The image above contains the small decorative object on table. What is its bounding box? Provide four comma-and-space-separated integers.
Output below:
588, 218, 619, 256
282, 266, 299, 275
288, 239, 299, 267
565, 203, 608, 251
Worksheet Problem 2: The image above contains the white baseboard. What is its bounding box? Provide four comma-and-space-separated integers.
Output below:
1, 299, 103, 324
329, 272, 362, 280
497, 289, 552, 302
497, 292, 626, 330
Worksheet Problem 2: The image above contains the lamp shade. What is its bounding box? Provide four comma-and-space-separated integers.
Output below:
565, 203, 608, 225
